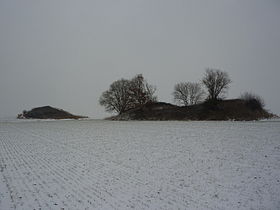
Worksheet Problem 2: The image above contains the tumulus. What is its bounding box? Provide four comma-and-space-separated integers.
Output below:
17, 106, 87, 119
108, 99, 275, 121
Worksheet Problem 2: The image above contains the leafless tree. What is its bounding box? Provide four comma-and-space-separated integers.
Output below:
99, 74, 157, 114
240, 91, 265, 110
202, 68, 232, 100
99, 79, 132, 114
129, 74, 157, 105
173, 82, 205, 106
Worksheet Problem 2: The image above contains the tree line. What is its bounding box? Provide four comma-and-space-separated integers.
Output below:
100, 68, 264, 114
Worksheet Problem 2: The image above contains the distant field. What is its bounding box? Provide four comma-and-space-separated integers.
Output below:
0, 120, 279, 209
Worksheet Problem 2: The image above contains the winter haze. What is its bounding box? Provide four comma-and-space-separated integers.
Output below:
0, 0, 280, 118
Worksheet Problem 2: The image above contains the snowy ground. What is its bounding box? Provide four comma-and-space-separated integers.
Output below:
0, 120, 279, 210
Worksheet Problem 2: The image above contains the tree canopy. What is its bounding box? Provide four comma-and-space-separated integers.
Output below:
173, 82, 205, 106
99, 74, 157, 114
202, 68, 232, 100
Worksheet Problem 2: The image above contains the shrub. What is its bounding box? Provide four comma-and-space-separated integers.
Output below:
240, 92, 265, 110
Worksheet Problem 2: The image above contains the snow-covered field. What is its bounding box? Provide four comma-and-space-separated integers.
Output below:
0, 120, 279, 210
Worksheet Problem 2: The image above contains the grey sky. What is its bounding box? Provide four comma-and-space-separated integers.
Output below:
1, 0, 280, 118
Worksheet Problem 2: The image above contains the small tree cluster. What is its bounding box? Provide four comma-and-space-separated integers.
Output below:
100, 69, 266, 114
173, 68, 231, 106
99, 74, 157, 114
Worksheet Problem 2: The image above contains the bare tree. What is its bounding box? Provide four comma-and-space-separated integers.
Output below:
129, 74, 157, 105
240, 91, 265, 110
99, 74, 157, 114
99, 79, 132, 114
202, 68, 231, 100
173, 82, 205, 106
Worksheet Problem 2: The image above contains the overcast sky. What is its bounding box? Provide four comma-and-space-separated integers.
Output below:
0, 0, 279, 118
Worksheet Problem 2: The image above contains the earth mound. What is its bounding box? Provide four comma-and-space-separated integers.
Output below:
109, 99, 274, 121
17, 106, 87, 119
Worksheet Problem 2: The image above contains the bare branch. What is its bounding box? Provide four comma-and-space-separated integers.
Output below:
202, 68, 231, 100
99, 74, 157, 114
173, 82, 205, 106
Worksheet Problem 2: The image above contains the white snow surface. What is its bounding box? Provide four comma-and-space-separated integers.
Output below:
0, 120, 279, 210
